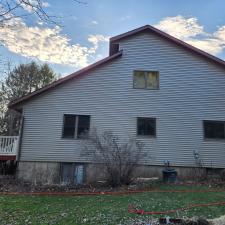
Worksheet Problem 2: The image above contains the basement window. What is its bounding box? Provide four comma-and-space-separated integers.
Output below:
62, 114, 90, 139
137, 117, 156, 137
133, 71, 159, 89
61, 163, 85, 185
203, 120, 225, 139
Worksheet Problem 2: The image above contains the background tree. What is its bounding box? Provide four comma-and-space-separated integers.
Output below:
0, 61, 58, 135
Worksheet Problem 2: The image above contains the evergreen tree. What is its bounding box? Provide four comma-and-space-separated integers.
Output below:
0, 61, 58, 135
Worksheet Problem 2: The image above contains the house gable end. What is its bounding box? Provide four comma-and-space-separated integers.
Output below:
109, 25, 225, 69
9, 25, 225, 110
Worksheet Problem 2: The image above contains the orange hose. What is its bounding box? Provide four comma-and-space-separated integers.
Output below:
128, 201, 225, 215
2, 189, 225, 215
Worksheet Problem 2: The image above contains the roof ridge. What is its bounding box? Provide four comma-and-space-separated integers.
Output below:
9, 25, 225, 109
109, 24, 225, 67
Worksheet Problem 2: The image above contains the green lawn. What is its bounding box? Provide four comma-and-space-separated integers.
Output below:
0, 186, 225, 225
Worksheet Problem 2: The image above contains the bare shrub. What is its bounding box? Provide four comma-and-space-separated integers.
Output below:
83, 129, 145, 187
193, 150, 207, 181
0, 160, 17, 175
220, 169, 225, 182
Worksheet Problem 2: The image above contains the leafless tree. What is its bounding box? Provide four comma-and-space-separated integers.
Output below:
193, 150, 207, 181
83, 129, 145, 187
0, 0, 55, 26
0, 0, 86, 26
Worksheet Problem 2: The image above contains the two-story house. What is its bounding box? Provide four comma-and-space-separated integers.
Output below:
8, 25, 225, 184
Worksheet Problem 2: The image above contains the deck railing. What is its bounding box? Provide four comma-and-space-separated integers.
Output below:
0, 136, 19, 156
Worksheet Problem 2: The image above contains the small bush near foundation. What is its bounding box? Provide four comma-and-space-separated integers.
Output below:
0, 161, 17, 175
82, 129, 145, 187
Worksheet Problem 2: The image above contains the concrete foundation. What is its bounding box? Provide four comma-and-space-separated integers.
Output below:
17, 161, 60, 185
17, 161, 208, 185
133, 165, 207, 179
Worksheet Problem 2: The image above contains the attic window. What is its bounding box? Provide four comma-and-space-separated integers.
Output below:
62, 114, 90, 139
133, 71, 159, 89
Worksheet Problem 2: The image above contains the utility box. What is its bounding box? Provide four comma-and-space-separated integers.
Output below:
162, 168, 177, 183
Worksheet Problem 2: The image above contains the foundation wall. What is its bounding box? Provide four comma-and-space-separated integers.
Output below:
17, 161, 208, 185
17, 161, 60, 185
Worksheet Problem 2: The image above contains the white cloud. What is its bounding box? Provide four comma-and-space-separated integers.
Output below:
0, 18, 109, 68
88, 34, 109, 49
87, 34, 109, 54
119, 15, 131, 21
19, 0, 50, 13
91, 20, 98, 25
214, 26, 225, 42
186, 38, 223, 55
37, 20, 44, 26
155, 15, 204, 39
155, 15, 225, 56
42, 1, 50, 7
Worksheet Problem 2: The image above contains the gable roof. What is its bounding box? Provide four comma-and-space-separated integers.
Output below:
110, 25, 225, 68
9, 50, 123, 109
9, 24, 225, 110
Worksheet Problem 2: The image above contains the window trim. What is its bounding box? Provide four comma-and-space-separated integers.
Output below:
62, 114, 76, 139
75, 116, 79, 139
62, 114, 90, 139
203, 120, 225, 141
60, 162, 73, 184
133, 70, 159, 90
136, 117, 157, 137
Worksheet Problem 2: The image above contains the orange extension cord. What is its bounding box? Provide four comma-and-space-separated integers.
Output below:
128, 201, 225, 215
2, 188, 225, 215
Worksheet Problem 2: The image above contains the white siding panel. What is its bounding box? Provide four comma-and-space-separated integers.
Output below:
21, 32, 225, 168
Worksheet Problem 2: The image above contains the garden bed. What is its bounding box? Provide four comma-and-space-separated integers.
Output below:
1, 175, 225, 194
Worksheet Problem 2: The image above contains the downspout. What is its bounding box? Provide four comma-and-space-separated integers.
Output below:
16, 113, 24, 162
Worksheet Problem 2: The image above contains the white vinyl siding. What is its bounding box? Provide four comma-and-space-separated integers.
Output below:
20, 32, 225, 168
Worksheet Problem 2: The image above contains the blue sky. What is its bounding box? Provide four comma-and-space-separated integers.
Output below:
1, 0, 225, 78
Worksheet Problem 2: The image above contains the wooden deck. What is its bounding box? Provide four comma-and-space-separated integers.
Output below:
0, 136, 19, 160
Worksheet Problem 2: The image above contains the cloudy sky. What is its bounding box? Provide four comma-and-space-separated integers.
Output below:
1, 0, 225, 77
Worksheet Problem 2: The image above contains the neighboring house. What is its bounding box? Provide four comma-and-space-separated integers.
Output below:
5, 25, 225, 184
